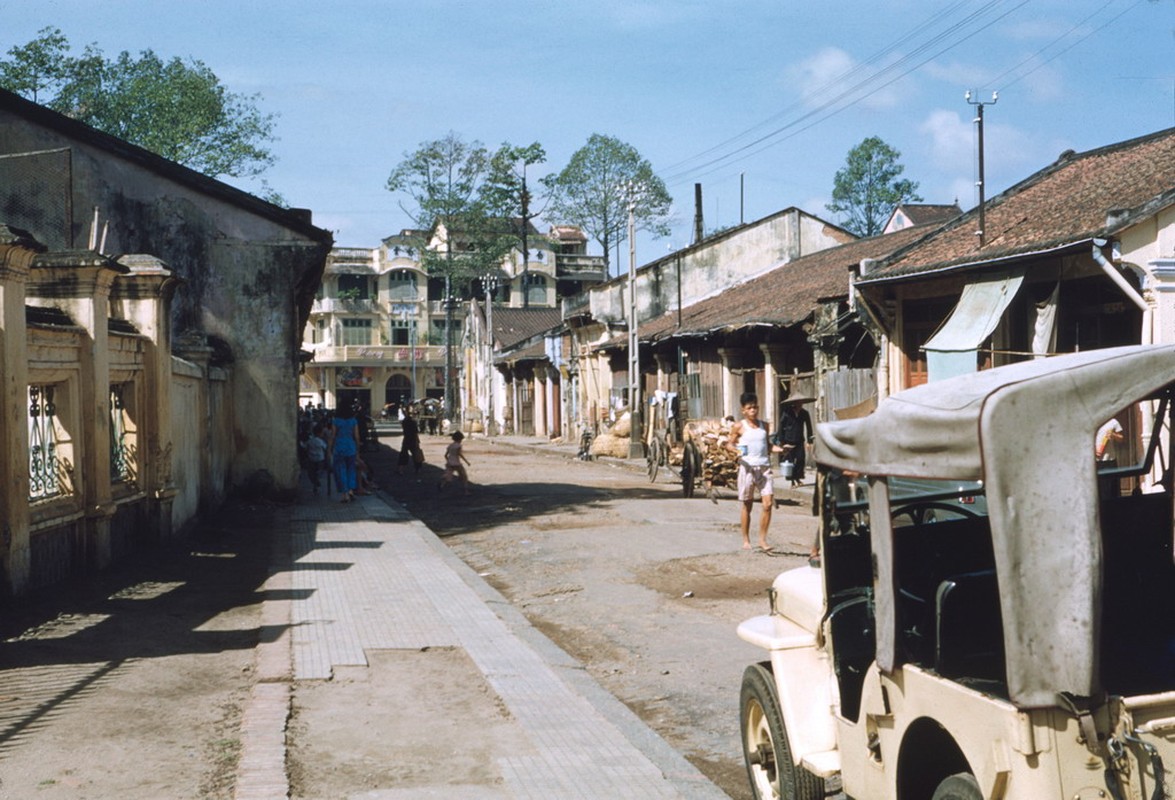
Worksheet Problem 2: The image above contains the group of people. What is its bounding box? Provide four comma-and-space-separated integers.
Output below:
727, 392, 813, 557
299, 400, 472, 499
298, 402, 378, 502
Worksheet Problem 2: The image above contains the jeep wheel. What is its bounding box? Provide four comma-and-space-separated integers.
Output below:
931, 773, 982, 800
740, 663, 824, 800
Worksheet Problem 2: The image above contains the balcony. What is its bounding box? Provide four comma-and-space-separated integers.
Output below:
306, 344, 448, 365
556, 253, 607, 281
311, 297, 378, 315
428, 300, 469, 316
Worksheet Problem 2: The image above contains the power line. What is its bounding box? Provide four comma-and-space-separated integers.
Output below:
663, 0, 1030, 187
984, 0, 1145, 93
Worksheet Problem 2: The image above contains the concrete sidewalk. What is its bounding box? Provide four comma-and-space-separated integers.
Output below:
234, 483, 730, 799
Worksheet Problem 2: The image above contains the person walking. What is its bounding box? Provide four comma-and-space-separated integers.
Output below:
329, 404, 361, 502
398, 407, 424, 479
775, 397, 814, 486
727, 392, 784, 554
438, 430, 471, 495
305, 424, 328, 495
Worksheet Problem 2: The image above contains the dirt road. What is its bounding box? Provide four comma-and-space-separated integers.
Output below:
382, 431, 820, 800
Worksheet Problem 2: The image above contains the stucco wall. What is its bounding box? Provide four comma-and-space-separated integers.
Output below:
0, 105, 331, 490
590, 209, 853, 326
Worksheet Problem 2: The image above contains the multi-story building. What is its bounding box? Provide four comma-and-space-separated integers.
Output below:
303, 221, 605, 418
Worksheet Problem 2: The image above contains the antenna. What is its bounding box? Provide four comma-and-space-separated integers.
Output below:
966, 90, 998, 248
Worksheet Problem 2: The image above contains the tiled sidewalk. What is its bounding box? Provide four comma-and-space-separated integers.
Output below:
235, 489, 728, 800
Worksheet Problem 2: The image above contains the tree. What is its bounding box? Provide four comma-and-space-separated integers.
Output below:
484, 141, 547, 306
826, 136, 922, 237
542, 134, 672, 277
0, 26, 71, 103
0, 28, 277, 179
386, 132, 504, 422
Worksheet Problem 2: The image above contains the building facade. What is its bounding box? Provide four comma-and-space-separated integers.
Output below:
307, 223, 605, 422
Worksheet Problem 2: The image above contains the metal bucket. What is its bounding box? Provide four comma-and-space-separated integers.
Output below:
781, 460, 794, 478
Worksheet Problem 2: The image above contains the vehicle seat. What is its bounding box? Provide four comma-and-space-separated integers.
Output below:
934, 570, 1005, 686
828, 590, 875, 722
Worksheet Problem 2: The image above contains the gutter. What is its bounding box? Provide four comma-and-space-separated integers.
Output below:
1091, 238, 1148, 313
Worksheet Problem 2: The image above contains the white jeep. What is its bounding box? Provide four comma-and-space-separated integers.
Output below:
738, 344, 1175, 800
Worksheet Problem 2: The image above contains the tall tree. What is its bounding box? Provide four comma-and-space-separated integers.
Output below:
0, 28, 277, 180
0, 26, 70, 103
826, 136, 922, 237
484, 142, 546, 306
386, 132, 502, 422
542, 134, 672, 277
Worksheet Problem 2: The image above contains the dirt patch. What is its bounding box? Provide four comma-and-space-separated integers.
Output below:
637, 553, 784, 601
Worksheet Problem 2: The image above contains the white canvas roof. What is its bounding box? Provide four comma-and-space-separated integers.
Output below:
815, 344, 1175, 707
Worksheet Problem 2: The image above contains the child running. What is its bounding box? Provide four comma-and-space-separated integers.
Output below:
439, 430, 471, 494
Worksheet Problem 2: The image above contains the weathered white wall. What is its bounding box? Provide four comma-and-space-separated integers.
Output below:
590, 208, 853, 326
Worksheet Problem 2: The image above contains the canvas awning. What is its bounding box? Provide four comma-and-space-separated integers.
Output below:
923, 268, 1025, 380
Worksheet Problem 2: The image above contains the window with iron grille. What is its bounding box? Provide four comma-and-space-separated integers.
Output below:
28, 384, 67, 501
110, 383, 138, 486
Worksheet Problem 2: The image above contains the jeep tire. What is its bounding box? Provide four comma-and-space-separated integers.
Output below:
740, 663, 824, 800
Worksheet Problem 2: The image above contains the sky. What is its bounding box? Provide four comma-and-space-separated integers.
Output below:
3, 0, 1173, 270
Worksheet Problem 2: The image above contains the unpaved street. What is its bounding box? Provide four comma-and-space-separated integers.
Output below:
378, 431, 820, 800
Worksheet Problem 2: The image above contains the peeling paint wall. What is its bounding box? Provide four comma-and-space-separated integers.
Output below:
0, 102, 332, 492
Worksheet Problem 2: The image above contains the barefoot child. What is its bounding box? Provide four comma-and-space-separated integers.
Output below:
439, 430, 471, 494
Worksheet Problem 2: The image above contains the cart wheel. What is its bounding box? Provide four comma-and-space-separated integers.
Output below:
647, 438, 663, 483
681, 441, 699, 498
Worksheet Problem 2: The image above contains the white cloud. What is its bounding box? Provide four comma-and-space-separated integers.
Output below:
919, 109, 974, 170
786, 47, 903, 111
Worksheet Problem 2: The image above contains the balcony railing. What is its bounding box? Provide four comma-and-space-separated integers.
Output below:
311, 297, 378, 314
556, 253, 607, 280
308, 344, 448, 364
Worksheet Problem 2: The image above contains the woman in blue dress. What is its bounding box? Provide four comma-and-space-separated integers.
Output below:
330, 404, 361, 502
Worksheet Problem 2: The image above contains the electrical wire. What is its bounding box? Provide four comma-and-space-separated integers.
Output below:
664, 0, 1032, 186
661, 0, 1029, 185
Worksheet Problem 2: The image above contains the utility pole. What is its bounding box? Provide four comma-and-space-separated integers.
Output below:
484, 273, 498, 436
627, 184, 642, 458
966, 90, 997, 248
520, 163, 531, 309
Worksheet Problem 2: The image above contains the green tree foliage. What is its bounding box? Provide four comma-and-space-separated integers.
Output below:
1, 27, 277, 180
386, 132, 503, 287
0, 26, 70, 103
542, 134, 672, 276
826, 136, 922, 237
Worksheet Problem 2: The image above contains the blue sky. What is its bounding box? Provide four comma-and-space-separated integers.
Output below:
3, 0, 1173, 268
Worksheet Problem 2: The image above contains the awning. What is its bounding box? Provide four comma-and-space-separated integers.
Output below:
924, 268, 1025, 380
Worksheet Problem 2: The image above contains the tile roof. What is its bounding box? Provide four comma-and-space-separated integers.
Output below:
890, 203, 962, 226
491, 307, 562, 349
863, 127, 1175, 283
638, 224, 934, 343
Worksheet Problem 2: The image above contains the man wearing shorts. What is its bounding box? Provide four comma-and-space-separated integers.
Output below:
728, 392, 784, 554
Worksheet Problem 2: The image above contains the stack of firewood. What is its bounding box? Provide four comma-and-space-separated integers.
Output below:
685, 419, 740, 487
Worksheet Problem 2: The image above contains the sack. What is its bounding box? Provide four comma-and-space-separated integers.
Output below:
413, 448, 425, 465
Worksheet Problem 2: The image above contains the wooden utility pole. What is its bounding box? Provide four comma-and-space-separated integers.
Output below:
966, 90, 998, 248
